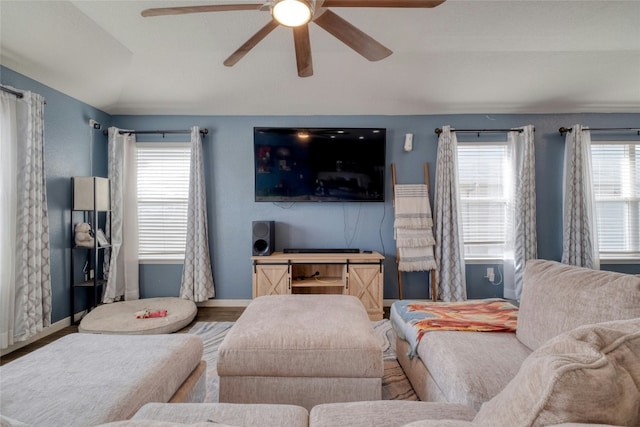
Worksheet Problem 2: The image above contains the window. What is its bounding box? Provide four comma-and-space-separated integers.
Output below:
137, 143, 191, 262
457, 142, 512, 260
591, 141, 639, 260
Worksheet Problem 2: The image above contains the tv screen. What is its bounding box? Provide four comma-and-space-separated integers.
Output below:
254, 127, 386, 202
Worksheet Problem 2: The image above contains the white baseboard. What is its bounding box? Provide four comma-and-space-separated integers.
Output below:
0, 311, 86, 357
196, 299, 252, 308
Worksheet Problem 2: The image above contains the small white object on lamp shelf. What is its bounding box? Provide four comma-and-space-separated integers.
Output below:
74, 222, 94, 247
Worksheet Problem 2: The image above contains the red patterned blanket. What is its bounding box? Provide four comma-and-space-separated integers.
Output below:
391, 298, 518, 357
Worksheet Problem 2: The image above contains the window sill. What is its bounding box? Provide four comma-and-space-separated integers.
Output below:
139, 259, 184, 265
464, 258, 504, 265
599, 258, 640, 265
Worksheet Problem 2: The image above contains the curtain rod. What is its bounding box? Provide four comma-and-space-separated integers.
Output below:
102, 129, 208, 137
1, 85, 47, 104
434, 127, 525, 135
1, 85, 24, 98
559, 126, 640, 135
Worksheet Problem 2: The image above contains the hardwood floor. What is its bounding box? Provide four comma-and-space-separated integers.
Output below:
0, 307, 245, 366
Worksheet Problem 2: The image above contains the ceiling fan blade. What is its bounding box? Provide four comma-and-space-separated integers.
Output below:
293, 25, 313, 77
314, 10, 392, 61
322, 0, 445, 7
224, 20, 280, 67
141, 4, 264, 18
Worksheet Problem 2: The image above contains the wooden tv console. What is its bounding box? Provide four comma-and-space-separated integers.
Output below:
251, 251, 384, 320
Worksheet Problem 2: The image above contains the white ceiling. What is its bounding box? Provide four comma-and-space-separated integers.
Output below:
1, 0, 639, 116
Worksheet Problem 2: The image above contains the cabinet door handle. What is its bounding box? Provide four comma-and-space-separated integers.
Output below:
345, 274, 349, 290
288, 277, 291, 290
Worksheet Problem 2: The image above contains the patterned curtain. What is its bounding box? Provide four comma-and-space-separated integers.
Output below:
103, 127, 139, 302
433, 126, 466, 301
562, 125, 599, 269
0, 89, 51, 349
504, 125, 538, 300
180, 126, 215, 301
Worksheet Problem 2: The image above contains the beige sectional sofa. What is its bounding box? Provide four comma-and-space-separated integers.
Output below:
395, 259, 640, 410
2, 260, 638, 427
94, 261, 639, 427
323, 317, 639, 427
85, 315, 640, 426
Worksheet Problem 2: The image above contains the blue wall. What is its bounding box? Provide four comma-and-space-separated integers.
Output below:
3, 66, 639, 323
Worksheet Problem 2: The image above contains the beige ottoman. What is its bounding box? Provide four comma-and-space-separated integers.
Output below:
0, 333, 205, 427
217, 294, 383, 410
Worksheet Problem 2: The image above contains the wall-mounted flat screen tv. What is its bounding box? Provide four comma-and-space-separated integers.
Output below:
254, 127, 386, 202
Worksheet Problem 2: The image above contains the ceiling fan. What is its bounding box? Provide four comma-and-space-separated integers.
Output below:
141, 0, 446, 77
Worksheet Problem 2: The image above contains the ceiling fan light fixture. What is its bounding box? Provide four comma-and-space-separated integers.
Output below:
271, 0, 314, 27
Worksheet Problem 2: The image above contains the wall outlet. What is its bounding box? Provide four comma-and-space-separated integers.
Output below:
486, 267, 495, 282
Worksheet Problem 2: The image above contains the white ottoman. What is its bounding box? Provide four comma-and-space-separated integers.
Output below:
217, 294, 383, 410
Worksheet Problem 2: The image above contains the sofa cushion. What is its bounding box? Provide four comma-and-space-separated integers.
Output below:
473, 318, 640, 427
402, 422, 476, 427
402, 423, 618, 427
0, 414, 29, 427
128, 402, 308, 427
417, 331, 531, 409
517, 260, 640, 350
98, 421, 237, 427
309, 401, 476, 427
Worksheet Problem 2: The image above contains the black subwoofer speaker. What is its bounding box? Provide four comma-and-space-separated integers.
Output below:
252, 220, 275, 256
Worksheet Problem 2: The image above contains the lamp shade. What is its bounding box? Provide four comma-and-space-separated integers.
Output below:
73, 176, 110, 211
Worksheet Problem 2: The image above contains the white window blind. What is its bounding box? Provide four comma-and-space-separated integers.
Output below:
137, 143, 191, 261
457, 143, 512, 260
591, 141, 639, 260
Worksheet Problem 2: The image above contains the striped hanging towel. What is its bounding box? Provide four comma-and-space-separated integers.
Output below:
397, 246, 437, 272
394, 184, 433, 230
394, 184, 437, 272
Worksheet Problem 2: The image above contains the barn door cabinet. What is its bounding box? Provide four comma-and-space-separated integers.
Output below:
251, 251, 384, 320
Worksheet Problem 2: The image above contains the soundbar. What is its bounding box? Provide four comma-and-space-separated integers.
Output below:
283, 248, 360, 254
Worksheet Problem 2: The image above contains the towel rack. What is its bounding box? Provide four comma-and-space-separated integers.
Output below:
392, 162, 437, 301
